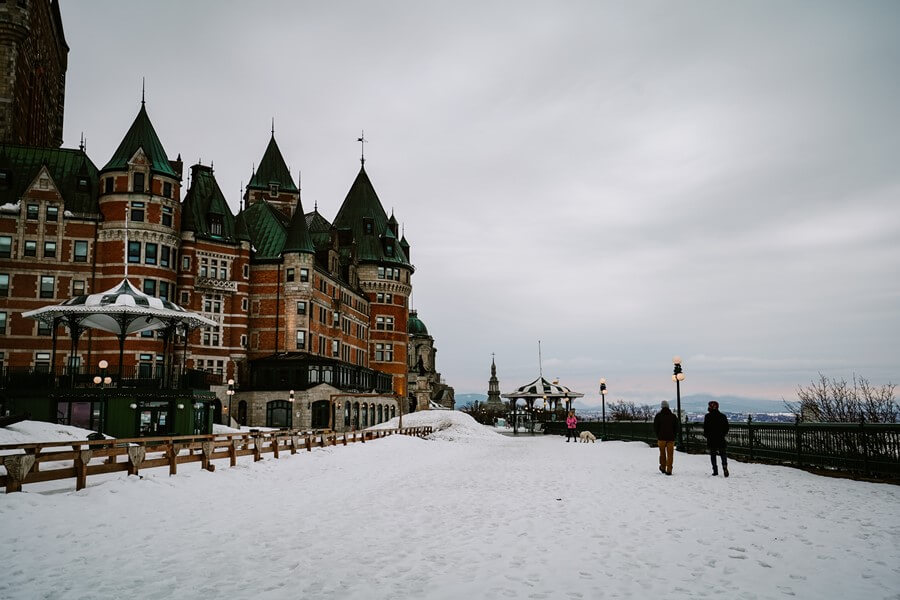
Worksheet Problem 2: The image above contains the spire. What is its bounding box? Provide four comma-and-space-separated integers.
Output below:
271, 117, 275, 138
141, 77, 145, 106
283, 196, 315, 254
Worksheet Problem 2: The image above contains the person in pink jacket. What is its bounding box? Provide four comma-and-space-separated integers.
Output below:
566, 410, 578, 442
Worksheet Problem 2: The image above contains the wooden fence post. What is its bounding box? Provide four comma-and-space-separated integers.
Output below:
127, 446, 146, 476
229, 440, 237, 467
168, 443, 180, 476
291, 435, 299, 455
253, 437, 263, 461
74, 447, 92, 491
2, 453, 35, 493
306, 435, 313, 452
272, 435, 280, 459
201, 441, 215, 471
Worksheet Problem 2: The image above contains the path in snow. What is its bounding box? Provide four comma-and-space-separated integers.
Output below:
0, 419, 898, 599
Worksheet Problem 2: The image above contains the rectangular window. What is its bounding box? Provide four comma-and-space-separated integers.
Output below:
241, 298, 248, 311
27, 204, 39, 220
73, 240, 88, 262
40, 275, 54, 298
0, 274, 7, 296
296, 330, 306, 350
24, 240, 36, 257
38, 320, 51, 336
286, 268, 294, 283
72, 280, 85, 296
46, 205, 58, 222
300, 268, 309, 282
132, 173, 145, 193
332, 340, 339, 357
219, 266, 227, 279
143, 279, 156, 296
163, 182, 172, 199
319, 278, 326, 293
0, 236, 10, 258
375, 343, 393, 362
128, 241, 141, 263
385, 316, 394, 331
209, 215, 223, 236
377, 267, 385, 279
243, 264, 249, 279
296, 301, 306, 315
182, 256, 190, 271
105, 177, 114, 194
333, 311, 339, 327
0, 312, 6, 335
181, 292, 189, 305
43, 241, 57, 258
35, 352, 51, 373
145, 242, 158, 265
162, 206, 173, 227
160, 246, 170, 267
159, 281, 169, 301
130, 201, 145, 221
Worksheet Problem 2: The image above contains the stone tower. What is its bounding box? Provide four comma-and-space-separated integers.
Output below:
485, 355, 504, 407
0, 0, 68, 147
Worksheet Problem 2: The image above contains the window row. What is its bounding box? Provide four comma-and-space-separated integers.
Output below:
285, 267, 309, 283
377, 266, 402, 281
25, 203, 60, 222
128, 241, 178, 268
199, 257, 232, 280
104, 174, 174, 200
0, 236, 90, 262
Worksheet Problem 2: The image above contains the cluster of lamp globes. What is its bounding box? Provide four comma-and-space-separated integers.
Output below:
92, 359, 112, 386
672, 356, 686, 382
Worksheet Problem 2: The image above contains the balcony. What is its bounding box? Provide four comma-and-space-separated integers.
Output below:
195, 276, 238, 293
0, 365, 219, 392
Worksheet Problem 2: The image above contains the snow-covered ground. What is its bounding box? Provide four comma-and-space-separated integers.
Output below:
1, 411, 898, 599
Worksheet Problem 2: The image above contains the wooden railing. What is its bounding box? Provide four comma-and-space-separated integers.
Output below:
0, 426, 433, 494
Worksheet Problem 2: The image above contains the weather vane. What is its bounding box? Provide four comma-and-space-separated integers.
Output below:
357, 130, 367, 166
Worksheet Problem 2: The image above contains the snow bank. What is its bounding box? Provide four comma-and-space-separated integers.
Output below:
370, 409, 507, 444
212, 424, 278, 434
0, 420, 108, 450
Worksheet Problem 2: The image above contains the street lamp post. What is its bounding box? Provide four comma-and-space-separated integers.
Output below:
92, 360, 111, 434
226, 379, 235, 426
672, 356, 685, 450
599, 378, 607, 440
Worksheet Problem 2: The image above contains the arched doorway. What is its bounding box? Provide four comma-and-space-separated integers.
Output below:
352, 402, 360, 430
377, 405, 383, 423
311, 400, 330, 429
237, 400, 247, 425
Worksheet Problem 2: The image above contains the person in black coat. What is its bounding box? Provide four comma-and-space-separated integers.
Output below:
653, 400, 680, 475
703, 400, 730, 477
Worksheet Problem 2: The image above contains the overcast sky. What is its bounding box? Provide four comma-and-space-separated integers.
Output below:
59, 1, 900, 406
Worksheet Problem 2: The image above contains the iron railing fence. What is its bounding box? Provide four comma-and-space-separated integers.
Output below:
0, 366, 220, 391
543, 420, 900, 479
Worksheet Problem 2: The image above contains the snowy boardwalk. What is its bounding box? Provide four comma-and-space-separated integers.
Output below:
1, 413, 898, 600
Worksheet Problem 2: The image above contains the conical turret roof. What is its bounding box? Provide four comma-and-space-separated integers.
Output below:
247, 134, 297, 193
283, 200, 315, 254
102, 103, 178, 177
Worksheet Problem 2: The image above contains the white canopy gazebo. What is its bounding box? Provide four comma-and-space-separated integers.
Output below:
22, 279, 217, 387
502, 376, 584, 433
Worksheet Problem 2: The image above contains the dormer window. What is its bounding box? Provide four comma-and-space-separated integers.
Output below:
77, 177, 89, 191
133, 172, 145, 193
385, 242, 394, 257
270, 183, 280, 197
363, 217, 374, 234
209, 214, 223, 236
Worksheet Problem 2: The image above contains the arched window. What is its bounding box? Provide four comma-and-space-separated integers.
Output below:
377, 405, 383, 423
361, 403, 369, 428
390, 406, 396, 419
344, 402, 350, 427
353, 402, 360, 430
369, 404, 374, 426
266, 400, 292, 428
238, 400, 247, 425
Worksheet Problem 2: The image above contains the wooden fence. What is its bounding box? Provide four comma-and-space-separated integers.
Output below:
0, 426, 433, 494
543, 419, 900, 480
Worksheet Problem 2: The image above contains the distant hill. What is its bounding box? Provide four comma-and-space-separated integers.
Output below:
456, 393, 487, 408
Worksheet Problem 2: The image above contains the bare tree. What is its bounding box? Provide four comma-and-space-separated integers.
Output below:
784, 373, 897, 423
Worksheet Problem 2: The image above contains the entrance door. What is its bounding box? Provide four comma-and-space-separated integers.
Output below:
139, 402, 170, 436
311, 400, 330, 429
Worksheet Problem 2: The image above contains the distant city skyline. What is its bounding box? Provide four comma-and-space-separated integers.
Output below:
59, 1, 899, 405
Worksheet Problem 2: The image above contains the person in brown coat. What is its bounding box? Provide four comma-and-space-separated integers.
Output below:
653, 400, 680, 475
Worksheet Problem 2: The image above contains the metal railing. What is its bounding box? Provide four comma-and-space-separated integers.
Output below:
544, 419, 900, 479
0, 366, 219, 391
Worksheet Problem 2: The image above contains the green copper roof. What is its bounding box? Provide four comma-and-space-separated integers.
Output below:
181, 164, 239, 243
0, 144, 99, 213
236, 200, 288, 259
247, 135, 297, 192
332, 166, 411, 267
101, 103, 178, 178
399, 235, 409, 249
408, 310, 429, 336
283, 200, 315, 254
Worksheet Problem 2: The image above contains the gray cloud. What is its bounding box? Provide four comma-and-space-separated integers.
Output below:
60, 0, 900, 406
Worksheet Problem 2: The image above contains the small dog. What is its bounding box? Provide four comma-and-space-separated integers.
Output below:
579, 430, 596, 443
